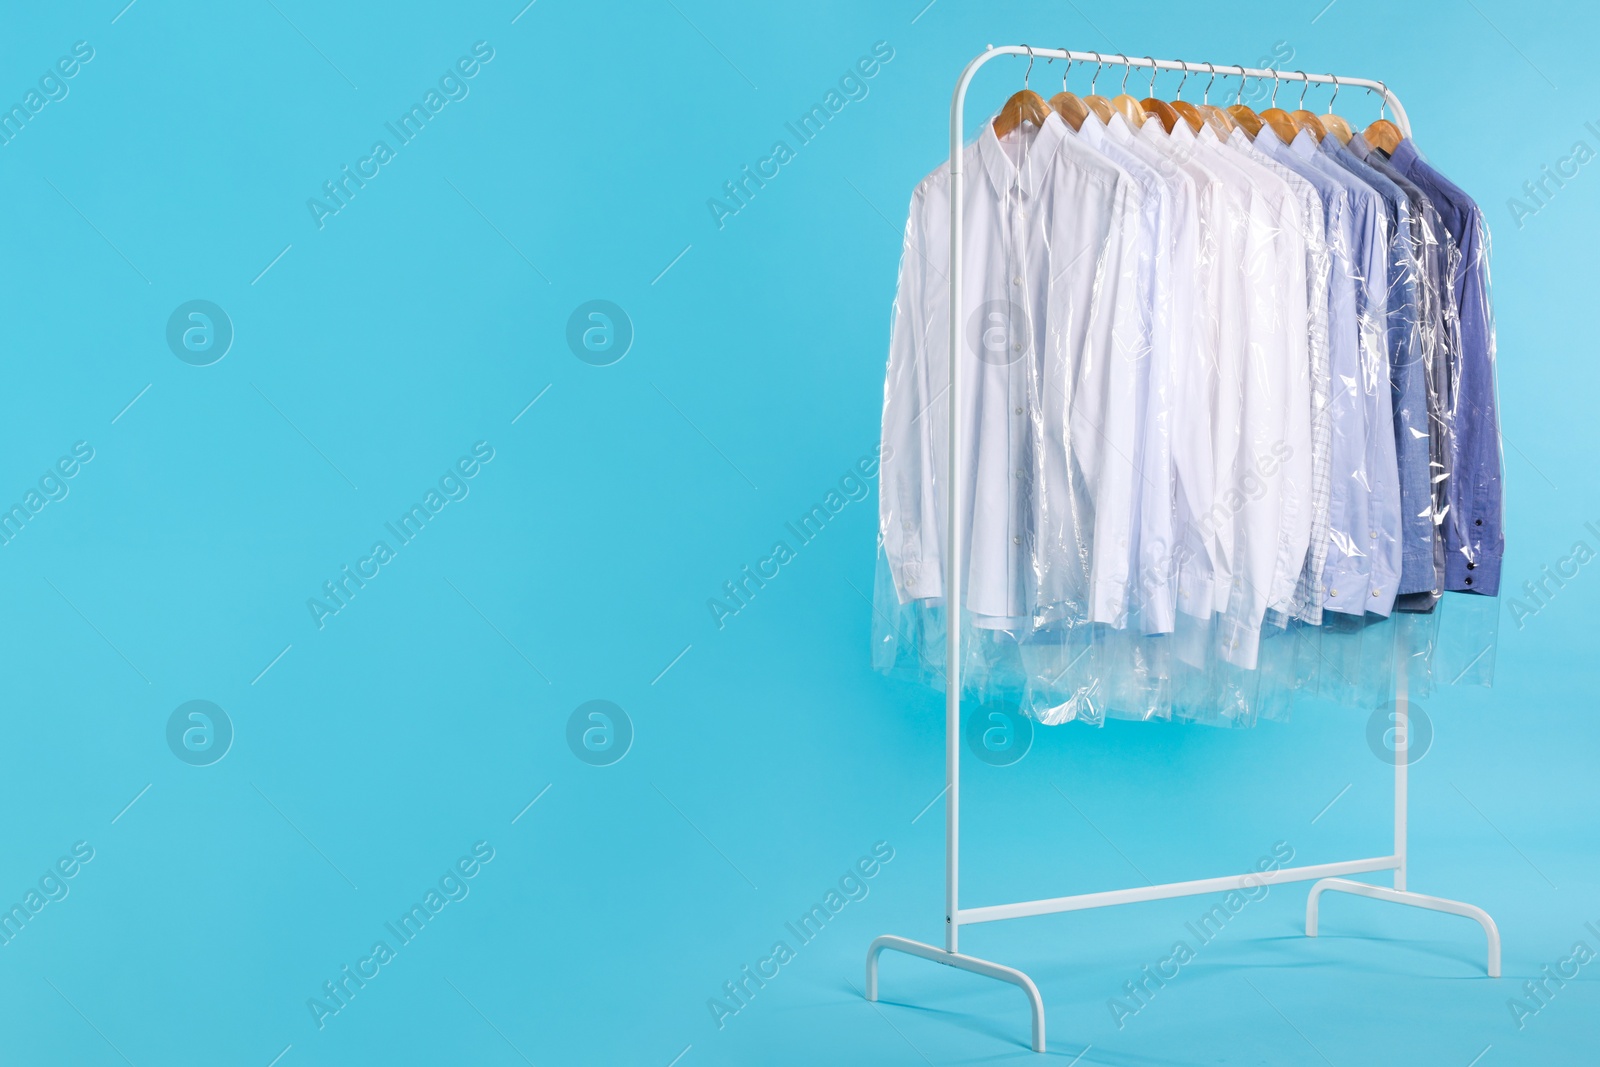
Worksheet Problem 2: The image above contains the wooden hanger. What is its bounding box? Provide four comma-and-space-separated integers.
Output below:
1365, 118, 1403, 152
1287, 71, 1327, 141
1135, 56, 1180, 132
1164, 65, 1204, 133
1362, 79, 1404, 151
1109, 56, 1146, 128
1322, 112, 1354, 144
1142, 97, 1180, 132
1202, 105, 1238, 137
1318, 74, 1355, 145
1047, 53, 1091, 131
1258, 72, 1302, 142
1169, 101, 1204, 133
1081, 52, 1116, 123
993, 48, 1052, 138
1227, 66, 1264, 137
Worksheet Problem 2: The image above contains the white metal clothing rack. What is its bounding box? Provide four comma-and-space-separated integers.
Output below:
863, 46, 1501, 1055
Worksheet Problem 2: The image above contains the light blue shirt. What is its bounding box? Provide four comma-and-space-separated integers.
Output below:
1247, 129, 1396, 616
1323, 136, 1434, 599
1279, 131, 1400, 616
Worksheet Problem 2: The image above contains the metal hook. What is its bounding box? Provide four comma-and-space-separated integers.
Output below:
1023, 45, 1034, 90
1090, 51, 1103, 95
1270, 68, 1280, 108
1297, 70, 1309, 110
1328, 74, 1340, 115
1120, 55, 1131, 94
1146, 56, 1158, 97
1061, 50, 1072, 92
1175, 64, 1190, 100
1203, 61, 1217, 105
1376, 79, 1389, 119
1236, 67, 1246, 105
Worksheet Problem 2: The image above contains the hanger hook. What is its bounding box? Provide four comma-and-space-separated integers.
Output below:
1376, 79, 1389, 119
1175, 64, 1190, 100
1203, 61, 1216, 105
1120, 55, 1131, 94
1146, 56, 1158, 97
1328, 74, 1340, 114
1090, 51, 1102, 95
1236, 67, 1246, 105
1023, 46, 1034, 90
1061, 51, 1073, 91
1270, 68, 1280, 108
1297, 71, 1309, 110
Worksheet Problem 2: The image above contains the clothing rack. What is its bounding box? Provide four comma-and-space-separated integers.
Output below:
862, 45, 1500, 1054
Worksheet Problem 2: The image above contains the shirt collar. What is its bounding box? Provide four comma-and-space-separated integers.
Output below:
1075, 112, 1108, 148
1288, 129, 1322, 159
1388, 138, 1422, 172
1345, 132, 1372, 160
977, 111, 1067, 198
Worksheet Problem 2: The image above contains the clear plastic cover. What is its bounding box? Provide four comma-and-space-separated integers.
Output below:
875, 106, 1500, 728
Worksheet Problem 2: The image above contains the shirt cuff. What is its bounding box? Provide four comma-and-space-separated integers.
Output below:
1321, 562, 1369, 617
895, 559, 943, 603
1216, 615, 1261, 670
1445, 544, 1501, 595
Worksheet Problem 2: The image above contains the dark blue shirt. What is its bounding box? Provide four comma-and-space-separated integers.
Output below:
1387, 139, 1504, 596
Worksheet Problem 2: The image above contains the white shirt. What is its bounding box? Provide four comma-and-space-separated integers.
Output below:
1131, 119, 1226, 634
1233, 129, 1375, 620
880, 112, 1127, 625
1232, 138, 1334, 627
1064, 115, 1166, 628
1207, 132, 1311, 668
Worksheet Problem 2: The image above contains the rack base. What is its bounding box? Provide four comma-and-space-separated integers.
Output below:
865, 934, 1047, 1053
1307, 877, 1502, 976
866, 878, 1500, 1054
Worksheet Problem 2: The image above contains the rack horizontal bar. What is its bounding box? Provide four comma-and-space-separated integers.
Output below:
956, 856, 1401, 925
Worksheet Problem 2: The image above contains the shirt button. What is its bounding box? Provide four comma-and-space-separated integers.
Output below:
1015, 469, 1024, 478
1465, 576, 1474, 586
1013, 536, 1022, 545
1330, 589, 1339, 597
1474, 518, 1483, 526
1369, 531, 1377, 538
1015, 406, 1023, 415
1466, 561, 1476, 570
1012, 342, 1022, 352
1371, 590, 1380, 598
1012, 276, 1023, 286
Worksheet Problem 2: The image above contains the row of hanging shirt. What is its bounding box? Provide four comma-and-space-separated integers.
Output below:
875, 62, 1502, 720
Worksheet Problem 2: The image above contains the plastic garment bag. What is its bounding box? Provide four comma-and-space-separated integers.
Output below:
874, 108, 1500, 728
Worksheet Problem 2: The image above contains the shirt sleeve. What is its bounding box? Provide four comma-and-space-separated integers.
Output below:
1443, 205, 1504, 595
1267, 193, 1313, 616
1321, 190, 1372, 617
1072, 179, 1148, 627
1173, 182, 1221, 624
879, 176, 949, 602
1216, 184, 1290, 668
1361, 196, 1402, 616
1136, 177, 1193, 634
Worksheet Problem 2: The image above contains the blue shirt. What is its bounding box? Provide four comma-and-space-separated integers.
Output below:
1323, 136, 1435, 599
1351, 135, 1453, 611
1242, 131, 1374, 618
1279, 130, 1402, 616
1386, 139, 1504, 596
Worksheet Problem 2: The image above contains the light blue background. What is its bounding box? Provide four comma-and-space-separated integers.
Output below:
0, 0, 1595, 1064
